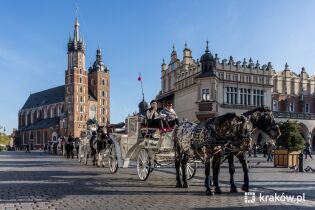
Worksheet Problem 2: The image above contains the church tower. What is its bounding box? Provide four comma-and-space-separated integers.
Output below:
88, 47, 110, 125
65, 18, 89, 137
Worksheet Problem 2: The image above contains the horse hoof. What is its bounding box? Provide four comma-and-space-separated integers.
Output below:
206, 189, 213, 196
241, 185, 249, 192
176, 182, 182, 188
230, 187, 238, 193
214, 187, 222, 194
182, 183, 189, 188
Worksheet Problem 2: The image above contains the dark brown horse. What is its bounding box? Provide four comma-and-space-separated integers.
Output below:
173, 106, 280, 195
90, 126, 108, 166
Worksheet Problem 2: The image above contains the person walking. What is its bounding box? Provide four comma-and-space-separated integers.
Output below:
266, 143, 274, 162
305, 142, 313, 160
26, 144, 30, 153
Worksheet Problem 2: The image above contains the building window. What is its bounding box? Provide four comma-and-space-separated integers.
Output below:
79, 86, 82, 93
305, 103, 310, 113
240, 75, 244, 82
226, 74, 231, 81
245, 76, 250, 83
226, 87, 237, 104
79, 77, 82, 83
233, 74, 238, 81
289, 102, 294, 112
219, 72, 224, 80
247, 89, 251, 105
253, 77, 258, 83
80, 96, 83, 103
259, 77, 264, 84
102, 91, 105, 97
80, 106, 83, 113
273, 100, 278, 111
102, 79, 105, 86
202, 89, 210, 101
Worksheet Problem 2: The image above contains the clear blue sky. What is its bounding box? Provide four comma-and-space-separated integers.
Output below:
1, 0, 315, 134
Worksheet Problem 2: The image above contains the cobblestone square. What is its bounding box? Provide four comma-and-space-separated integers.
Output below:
0, 151, 314, 209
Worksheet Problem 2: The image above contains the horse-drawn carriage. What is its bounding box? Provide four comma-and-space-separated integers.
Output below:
78, 121, 119, 173
110, 115, 198, 181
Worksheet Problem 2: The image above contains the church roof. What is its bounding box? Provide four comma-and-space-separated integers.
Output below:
22, 85, 65, 109
20, 117, 60, 131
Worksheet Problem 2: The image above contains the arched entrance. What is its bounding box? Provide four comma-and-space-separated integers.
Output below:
299, 123, 310, 143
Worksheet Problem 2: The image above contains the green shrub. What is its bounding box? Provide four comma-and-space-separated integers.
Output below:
276, 120, 305, 151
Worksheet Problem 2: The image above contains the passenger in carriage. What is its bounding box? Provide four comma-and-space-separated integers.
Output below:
146, 100, 164, 128
160, 101, 179, 130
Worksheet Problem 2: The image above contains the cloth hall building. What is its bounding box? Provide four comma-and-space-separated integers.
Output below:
157, 42, 315, 149
16, 18, 110, 147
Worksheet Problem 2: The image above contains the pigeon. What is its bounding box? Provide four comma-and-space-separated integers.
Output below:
289, 165, 297, 170
289, 165, 298, 172
256, 162, 261, 166
310, 167, 315, 172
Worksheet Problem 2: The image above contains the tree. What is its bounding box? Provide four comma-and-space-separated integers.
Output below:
276, 120, 305, 151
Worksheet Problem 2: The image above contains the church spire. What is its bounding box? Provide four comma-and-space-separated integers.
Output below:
74, 18, 80, 43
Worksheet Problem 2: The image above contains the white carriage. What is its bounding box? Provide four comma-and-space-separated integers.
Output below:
111, 115, 197, 180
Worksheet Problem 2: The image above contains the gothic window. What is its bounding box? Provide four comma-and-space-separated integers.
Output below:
80, 86, 82, 93
80, 96, 83, 103
91, 79, 95, 86
79, 77, 82, 83
102, 108, 105, 115
80, 69, 82, 74
102, 79, 105, 86
80, 106, 83, 113
102, 91, 105, 97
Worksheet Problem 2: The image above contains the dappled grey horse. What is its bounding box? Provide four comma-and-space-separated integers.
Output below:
173, 106, 280, 195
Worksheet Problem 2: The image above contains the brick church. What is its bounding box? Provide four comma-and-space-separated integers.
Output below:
16, 18, 110, 147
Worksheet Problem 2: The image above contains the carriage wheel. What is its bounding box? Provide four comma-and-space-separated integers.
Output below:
108, 144, 118, 173
137, 149, 151, 181
180, 161, 197, 180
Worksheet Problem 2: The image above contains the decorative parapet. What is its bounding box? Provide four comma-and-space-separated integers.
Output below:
273, 111, 315, 120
